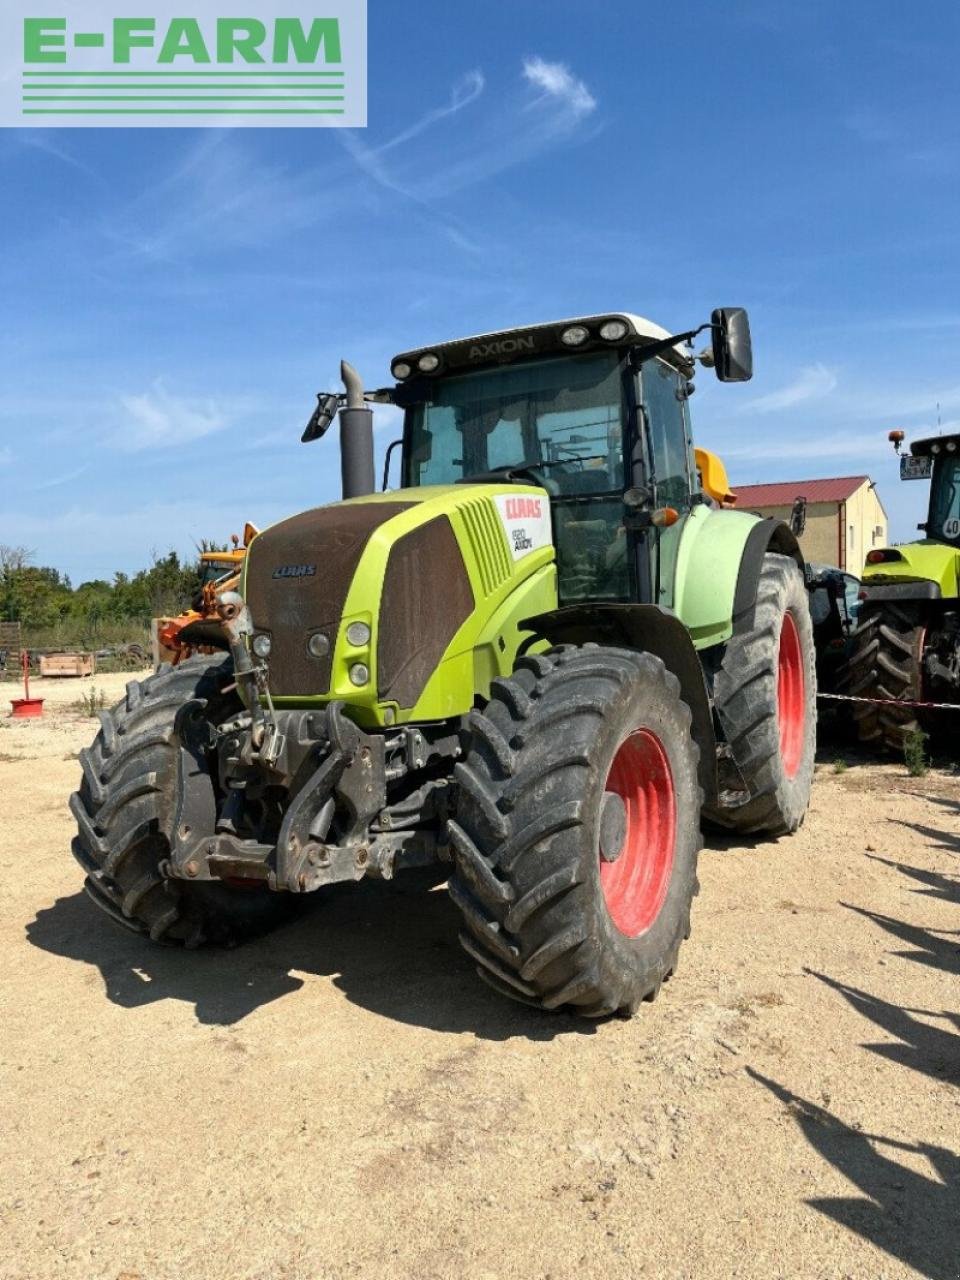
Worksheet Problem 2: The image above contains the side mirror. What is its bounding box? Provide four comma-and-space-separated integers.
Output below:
711, 307, 753, 383
302, 392, 340, 443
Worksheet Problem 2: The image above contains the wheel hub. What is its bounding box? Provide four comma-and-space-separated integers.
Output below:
777, 610, 805, 779
599, 730, 676, 938
599, 791, 628, 863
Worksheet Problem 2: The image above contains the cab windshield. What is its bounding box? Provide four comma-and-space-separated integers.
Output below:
930, 456, 960, 544
200, 560, 236, 587
404, 353, 625, 497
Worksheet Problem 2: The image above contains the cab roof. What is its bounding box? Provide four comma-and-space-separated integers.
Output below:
912, 433, 960, 457
391, 313, 693, 380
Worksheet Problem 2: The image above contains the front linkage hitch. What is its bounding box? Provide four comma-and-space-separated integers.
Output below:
162, 678, 461, 895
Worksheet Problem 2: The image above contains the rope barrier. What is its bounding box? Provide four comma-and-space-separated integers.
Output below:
817, 691, 960, 712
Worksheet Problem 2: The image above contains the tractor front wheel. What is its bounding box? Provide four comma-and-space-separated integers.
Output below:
71, 656, 296, 947
703, 552, 817, 836
448, 646, 702, 1018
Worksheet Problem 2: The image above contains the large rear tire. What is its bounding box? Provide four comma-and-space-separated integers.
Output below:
447, 646, 702, 1018
703, 552, 817, 836
70, 656, 296, 947
845, 603, 924, 752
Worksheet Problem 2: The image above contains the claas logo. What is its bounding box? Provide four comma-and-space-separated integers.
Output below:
504, 497, 542, 520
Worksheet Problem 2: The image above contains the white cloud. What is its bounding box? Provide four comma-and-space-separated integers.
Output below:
102, 133, 335, 263
522, 57, 597, 118
852, 383, 960, 421
341, 58, 599, 212
745, 363, 838, 413
20, 134, 100, 180
0, 499, 289, 584
111, 382, 229, 452
32, 464, 92, 491
845, 107, 900, 146
723, 430, 890, 462
416, 59, 600, 199
377, 71, 486, 155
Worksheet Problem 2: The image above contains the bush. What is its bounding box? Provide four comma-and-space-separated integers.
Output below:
76, 687, 106, 717
1, 544, 206, 654
903, 728, 928, 777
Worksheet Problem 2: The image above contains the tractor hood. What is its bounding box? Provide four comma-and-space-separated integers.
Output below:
862, 539, 960, 596
242, 484, 557, 725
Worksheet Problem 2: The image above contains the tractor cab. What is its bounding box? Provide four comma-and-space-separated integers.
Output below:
909, 434, 960, 546
384, 311, 751, 610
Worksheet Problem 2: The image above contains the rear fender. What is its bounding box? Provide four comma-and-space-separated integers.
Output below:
731, 518, 804, 634
671, 507, 801, 646
523, 603, 718, 807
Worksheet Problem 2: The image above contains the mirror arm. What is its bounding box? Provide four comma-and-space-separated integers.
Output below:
381, 438, 403, 491
627, 324, 709, 371
366, 387, 400, 405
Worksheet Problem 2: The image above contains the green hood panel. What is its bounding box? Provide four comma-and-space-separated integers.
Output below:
243, 483, 557, 725
861, 540, 960, 595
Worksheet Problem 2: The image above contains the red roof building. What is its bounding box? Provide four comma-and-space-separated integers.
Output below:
732, 475, 888, 571
734, 476, 870, 508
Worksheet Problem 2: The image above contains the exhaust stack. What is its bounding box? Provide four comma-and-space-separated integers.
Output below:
339, 360, 376, 499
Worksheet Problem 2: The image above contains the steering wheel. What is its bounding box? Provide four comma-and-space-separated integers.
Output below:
459, 463, 561, 494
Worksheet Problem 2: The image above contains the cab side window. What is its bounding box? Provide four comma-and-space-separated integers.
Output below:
640, 360, 693, 508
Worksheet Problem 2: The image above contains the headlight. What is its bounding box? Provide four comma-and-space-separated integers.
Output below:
252, 633, 271, 658
418, 352, 440, 373
346, 621, 371, 647
307, 632, 330, 658
561, 325, 590, 347
392, 361, 412, 380
349, 662, 370, 686
599, 319, 629, 342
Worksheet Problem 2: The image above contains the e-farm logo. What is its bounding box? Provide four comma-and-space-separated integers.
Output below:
2, 1, 366, 126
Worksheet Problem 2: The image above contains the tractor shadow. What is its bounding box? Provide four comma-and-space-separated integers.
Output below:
26, 876, 596, 1041
806, 966, 960, 1087
887, 817, 960, 856
745, 841, 960, 1278
748, 1069, 960, 1280
812, 836, 960, 1086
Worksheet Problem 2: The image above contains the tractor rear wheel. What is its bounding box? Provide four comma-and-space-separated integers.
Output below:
845, 603, 924, 752
448, 646, 701, 1017
71, 655, 296, 947
703, 552, 817, 836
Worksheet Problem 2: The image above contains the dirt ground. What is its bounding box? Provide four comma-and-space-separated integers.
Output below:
0, 671, 957, 1280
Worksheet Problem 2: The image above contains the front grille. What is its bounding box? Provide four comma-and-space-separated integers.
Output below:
377, 516, 475, 709
245, 501, 411, 697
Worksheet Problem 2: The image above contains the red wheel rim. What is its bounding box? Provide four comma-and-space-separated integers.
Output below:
777, 610, 805, 779
599, 730, 676, 938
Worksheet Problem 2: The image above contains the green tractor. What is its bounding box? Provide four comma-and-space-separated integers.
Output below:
847, 428, 960, 751
71, 308, 817, 1017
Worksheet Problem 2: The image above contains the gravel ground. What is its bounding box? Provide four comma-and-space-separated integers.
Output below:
0, 672, 957, 1280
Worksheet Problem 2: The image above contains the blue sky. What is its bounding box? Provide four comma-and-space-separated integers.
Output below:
2, 0, 959, 583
